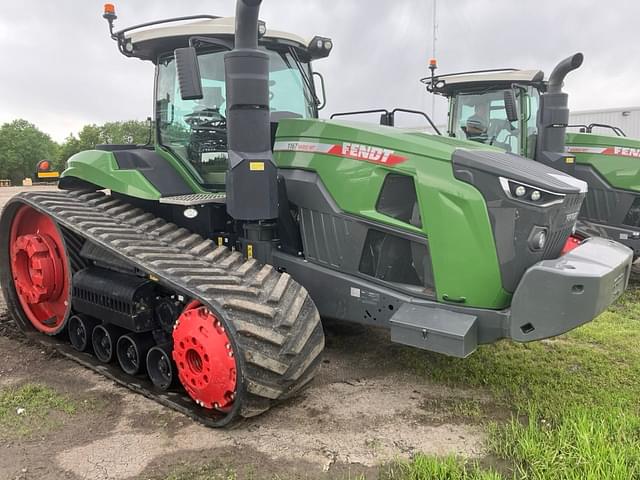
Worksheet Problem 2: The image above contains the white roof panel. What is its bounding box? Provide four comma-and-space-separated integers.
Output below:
126, 16, 310, 50
438, 69, 544, 86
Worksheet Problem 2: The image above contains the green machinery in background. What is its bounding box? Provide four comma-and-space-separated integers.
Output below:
423, 55, 640, 271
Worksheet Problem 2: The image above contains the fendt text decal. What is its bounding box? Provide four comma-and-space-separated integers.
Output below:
566, 145, 640, 158
273, 141, 407, 165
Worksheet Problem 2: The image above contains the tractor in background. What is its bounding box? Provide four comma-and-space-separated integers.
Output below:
0, 2, 633, 427
422, 54, 640, 275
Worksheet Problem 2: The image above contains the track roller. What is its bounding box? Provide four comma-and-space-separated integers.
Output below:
147, 345, 176, 390
92, 324, 123, 363
68, 314, 100, 352
117, 333, 155, 375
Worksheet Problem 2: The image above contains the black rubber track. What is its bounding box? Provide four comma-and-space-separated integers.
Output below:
0, 190, 325, 427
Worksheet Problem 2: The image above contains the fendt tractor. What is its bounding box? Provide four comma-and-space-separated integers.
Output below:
0, 2, 633, 426
422, 54, 640, 275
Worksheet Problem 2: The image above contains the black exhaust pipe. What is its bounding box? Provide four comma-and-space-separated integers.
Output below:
535, 53, 584, 170
224, 0, 277, 221
547, 53, 584, 94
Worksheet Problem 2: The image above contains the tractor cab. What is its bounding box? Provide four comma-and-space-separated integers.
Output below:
102, 10, 332, 190
423, 69, 545, 158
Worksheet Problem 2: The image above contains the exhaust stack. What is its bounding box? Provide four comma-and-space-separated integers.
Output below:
224, 0, 277, 221
535, 53, 584, 169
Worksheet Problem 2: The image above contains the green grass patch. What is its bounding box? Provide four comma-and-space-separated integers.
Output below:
394, 285, 640, 479
162, 462, 237, 480
0, 383, 77, 438
382, 455, 501, 480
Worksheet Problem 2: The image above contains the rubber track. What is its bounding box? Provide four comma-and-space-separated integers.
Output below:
2, 190, 325, 427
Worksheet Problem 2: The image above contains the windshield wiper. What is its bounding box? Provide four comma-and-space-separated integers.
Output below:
285, 48, 320, 112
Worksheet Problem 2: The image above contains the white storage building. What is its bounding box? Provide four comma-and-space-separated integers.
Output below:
569, 107, 640, 138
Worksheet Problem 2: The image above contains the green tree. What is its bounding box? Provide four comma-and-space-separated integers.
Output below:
58, 120, 152, 165
0, 119, 59, 184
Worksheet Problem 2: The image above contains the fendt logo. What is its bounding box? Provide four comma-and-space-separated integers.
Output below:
273, 141, 408, 166
336, 143, 406, 165
611, 146, 640, 158
566, 145, 640, 158
566, 211, 579, 223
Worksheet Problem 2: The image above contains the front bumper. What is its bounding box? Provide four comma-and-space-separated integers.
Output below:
509, 237, 633, 342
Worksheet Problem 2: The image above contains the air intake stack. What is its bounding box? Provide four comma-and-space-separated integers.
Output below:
224, 0, 277, 221
535, 53, 584, 169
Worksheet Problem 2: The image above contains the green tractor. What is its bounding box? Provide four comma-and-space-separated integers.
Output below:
422, 54, 640, 274
0, 2, 633, 426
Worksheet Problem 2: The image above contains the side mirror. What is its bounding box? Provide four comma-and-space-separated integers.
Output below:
503, 89, 519, 123
312, 72, 327, 110
175, 47, 203, 101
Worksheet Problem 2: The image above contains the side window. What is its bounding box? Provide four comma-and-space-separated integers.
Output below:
376, 174, 422, 228
524, 89, 540, 159
359, 229, 435, 297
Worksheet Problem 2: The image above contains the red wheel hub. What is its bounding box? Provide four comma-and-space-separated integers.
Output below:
172, 301, 237, 411
9, 205, 71, 334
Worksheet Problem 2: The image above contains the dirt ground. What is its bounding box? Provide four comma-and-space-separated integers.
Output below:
0, 186, 489, 479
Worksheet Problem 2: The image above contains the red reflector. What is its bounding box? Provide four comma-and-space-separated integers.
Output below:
561, 235, 582, 255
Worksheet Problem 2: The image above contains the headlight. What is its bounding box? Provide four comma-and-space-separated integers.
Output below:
528, 227, 548, 251
499, 177, 565, 207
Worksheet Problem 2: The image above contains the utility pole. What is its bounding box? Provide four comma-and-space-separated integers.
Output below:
431, 0, 438, 119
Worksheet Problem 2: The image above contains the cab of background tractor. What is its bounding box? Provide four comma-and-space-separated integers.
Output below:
424, 68, 545, 158
423, 56, 640, 259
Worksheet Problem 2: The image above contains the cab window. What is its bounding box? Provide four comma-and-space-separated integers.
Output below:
452, 90, 520, 153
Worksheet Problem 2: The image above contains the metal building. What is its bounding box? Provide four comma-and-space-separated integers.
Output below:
569, 106, 640, 138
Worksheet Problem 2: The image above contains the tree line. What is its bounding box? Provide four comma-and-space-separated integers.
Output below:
0, 119, 151, 184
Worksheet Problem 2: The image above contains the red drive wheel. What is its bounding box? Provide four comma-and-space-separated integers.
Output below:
9, 205, 71, 335
172, 301, 237, 411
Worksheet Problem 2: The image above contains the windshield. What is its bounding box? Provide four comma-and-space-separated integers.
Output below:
450, 89, 520, 153
156, 49, 316, 189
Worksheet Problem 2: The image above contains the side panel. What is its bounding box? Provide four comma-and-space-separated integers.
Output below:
62, 150, 162, 200
61, 148, 202, 200
274, 120, 510, 310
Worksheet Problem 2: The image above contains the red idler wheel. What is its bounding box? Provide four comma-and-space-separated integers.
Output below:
9, 205, 71, 334
172, 301, 237, 411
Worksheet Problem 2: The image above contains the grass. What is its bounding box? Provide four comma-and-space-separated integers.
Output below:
162, 461, 241, 480
0, 383, 77, 438
382, 455, 502, 480
392, 285, 640, 479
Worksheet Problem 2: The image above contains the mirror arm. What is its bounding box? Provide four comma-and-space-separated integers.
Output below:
312, 72, 327, 110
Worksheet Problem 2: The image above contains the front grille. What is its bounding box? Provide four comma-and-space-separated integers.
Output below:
543, 193, 584, 259
623, 197, 640, 228
543, 224, 573, 259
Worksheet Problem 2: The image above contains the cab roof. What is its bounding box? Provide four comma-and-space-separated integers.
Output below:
421, 69, 546, 97
120, 16, 314, 62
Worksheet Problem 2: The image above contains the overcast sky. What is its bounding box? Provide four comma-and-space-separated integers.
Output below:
1, 0, 639, 142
